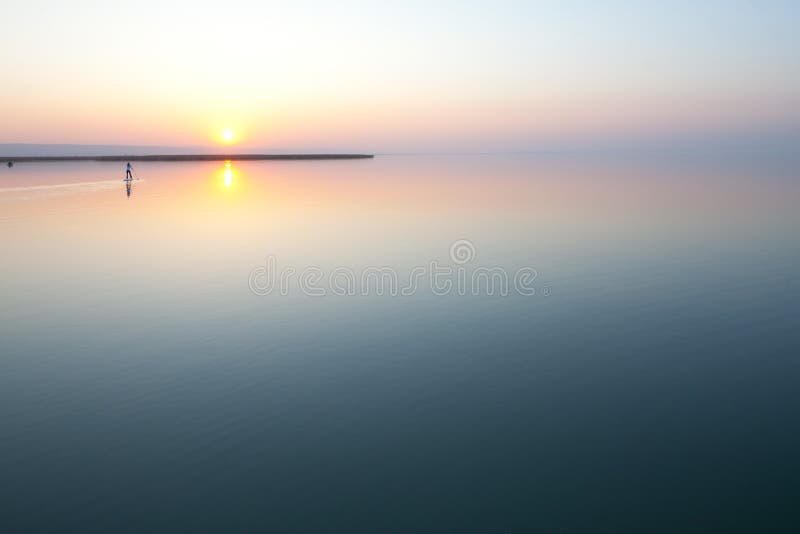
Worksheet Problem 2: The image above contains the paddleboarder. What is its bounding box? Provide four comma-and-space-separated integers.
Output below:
126, 162, 133, 180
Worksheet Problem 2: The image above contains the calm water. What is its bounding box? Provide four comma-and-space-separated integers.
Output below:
1, 155, 799, 532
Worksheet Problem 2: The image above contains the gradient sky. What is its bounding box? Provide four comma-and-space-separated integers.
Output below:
1, 0, 798, 151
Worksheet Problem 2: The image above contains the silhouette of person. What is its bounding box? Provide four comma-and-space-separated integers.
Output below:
126, 162, 133, 180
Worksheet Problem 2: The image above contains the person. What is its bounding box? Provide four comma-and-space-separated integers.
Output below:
126, 162, 133, 180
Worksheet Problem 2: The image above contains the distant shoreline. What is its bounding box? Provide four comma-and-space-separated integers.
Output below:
4, 154, 374, 163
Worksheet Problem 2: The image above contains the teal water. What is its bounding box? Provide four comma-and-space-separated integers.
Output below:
1, 155, 799, 531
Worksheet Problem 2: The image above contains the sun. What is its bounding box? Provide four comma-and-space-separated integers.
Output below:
221, 128, 235, 143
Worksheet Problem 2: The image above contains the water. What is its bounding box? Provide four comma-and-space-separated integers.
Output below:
1, 155, 799, 531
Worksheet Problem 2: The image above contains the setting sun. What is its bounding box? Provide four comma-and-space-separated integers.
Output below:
221, 128, 235, 143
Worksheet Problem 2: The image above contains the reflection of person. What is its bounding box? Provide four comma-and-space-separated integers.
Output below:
126, 179, 132, 198
126, 162, 133, 179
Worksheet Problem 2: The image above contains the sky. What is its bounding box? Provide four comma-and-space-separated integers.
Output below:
1, 0, 798, 152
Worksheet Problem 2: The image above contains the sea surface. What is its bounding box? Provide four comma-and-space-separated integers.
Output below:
1, 154, 799, 532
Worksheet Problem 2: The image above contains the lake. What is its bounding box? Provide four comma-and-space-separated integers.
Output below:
1, 154, 799, 531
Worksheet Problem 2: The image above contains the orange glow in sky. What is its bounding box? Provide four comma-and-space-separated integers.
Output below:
0, 2, 798, 152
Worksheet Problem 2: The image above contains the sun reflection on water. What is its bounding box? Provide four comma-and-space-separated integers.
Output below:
223, 160, 233, 188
